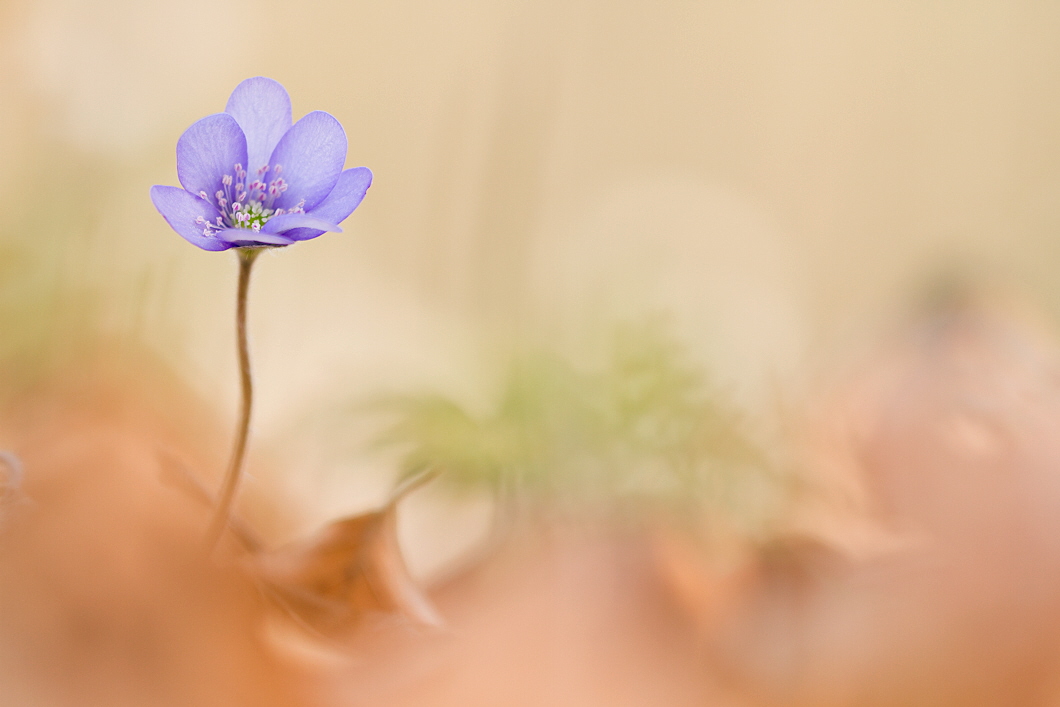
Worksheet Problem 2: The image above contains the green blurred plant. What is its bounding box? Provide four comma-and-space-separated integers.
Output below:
372, 320, 776, 521
0, 152, 108, 394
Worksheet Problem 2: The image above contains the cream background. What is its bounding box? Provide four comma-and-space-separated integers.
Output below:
2, 0, 1060, 571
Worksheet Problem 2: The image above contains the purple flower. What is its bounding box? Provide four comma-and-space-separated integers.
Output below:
151, 78, 372, 251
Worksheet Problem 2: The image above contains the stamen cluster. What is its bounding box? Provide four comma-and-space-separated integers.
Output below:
194, 163, 305, 238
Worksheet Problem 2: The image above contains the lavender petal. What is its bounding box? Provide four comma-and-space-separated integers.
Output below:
213, 228, 296, 247
285, 168, 372, 242
267, 111, 347, 212
150, 186, 233, 251
307, 167, 372, 223
261, 213, 342, 235
225, 77, 293, 177
176, 113, 248, 199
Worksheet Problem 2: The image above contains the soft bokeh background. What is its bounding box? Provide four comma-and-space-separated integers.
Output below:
2, 0, 1060, 570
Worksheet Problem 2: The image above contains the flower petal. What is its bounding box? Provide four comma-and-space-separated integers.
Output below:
267, 111, 347, 212
150, 185, 233, 251
225, 77, 292, 177
284, 167, 373, 242
307, 167, 372, 223
213, 228, 296, 247
280, 228, 322, 242
176, 113, 248, 198
261, 213, 342, 235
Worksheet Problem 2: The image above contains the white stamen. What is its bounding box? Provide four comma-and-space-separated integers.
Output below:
196, 161, 297, 236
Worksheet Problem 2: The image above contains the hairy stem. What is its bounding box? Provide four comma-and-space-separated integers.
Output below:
205, 247, 261, 551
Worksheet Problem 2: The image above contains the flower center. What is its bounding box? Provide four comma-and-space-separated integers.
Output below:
195, 162, 305, 239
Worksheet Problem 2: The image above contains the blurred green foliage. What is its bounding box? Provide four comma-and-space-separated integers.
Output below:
0, 148, 117, 397
372, 320, 776, 519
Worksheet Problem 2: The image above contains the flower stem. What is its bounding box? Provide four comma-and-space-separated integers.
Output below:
205, 247, 261, 551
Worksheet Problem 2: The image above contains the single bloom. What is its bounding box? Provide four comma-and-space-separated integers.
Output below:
151, 77, 372, 251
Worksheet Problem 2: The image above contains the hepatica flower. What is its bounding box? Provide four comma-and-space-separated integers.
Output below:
151, 77, 371, 250
151, 78, 373, 550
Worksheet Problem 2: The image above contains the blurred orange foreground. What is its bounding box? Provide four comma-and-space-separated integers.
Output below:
5, 296, 1060, 706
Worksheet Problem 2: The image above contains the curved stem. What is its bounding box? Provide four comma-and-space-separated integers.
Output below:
205, 247, 261, 551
